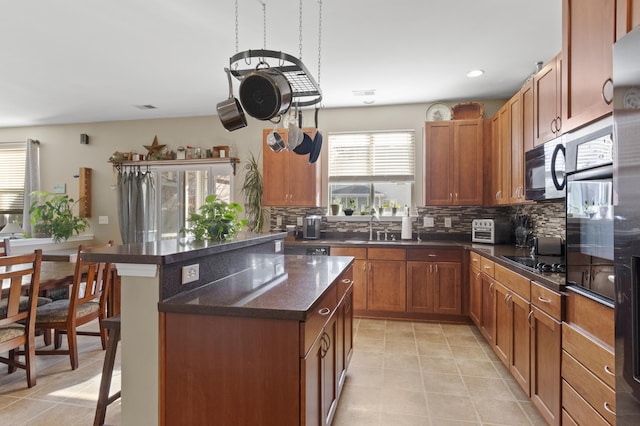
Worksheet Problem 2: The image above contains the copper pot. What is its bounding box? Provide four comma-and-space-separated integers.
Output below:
240, 67, 292, 120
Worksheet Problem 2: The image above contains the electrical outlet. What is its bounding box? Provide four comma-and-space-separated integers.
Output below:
276, 216, 283, 227
98, 216, 109, 225
275, 240, 282, 252
423, 216, 434, 227
181, 264, 199, 284
296, 216, 303, 226
444, 217, 452, 228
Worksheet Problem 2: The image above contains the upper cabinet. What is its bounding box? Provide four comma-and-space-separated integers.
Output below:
262, 128, 322, 207
533, 53, 563, 146
561, 0, 614, 133
424, 119, 484, 206
617, 0, 640, 40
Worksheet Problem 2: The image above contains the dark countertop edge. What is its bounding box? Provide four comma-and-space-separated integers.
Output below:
565, 284, 615, 309
287, 239, 468, 249
80, 232, 287, 265
158, 256, 355, 321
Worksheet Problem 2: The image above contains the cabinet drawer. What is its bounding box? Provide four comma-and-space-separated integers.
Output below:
562, 322, 615, 389
494, 263, 530, 301
408, 248, 461, 262
337, 266, 354, 303
562, 351, 616, 424
367, 247, 406, 261
565, 288, 615, 348
301, 285, 337, 356
470, 251, 481, 268
480, 257, 494, 277
531, 281, 562, 320
330, 246, 367, 260
562, 381, 610, 426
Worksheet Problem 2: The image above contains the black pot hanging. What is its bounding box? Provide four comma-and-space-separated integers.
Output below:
239, 67, 292, 120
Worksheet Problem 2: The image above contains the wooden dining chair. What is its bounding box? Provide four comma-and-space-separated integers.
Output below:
0, 238, 11, 256
0, 249, 43, 388
35, 241, 114, 370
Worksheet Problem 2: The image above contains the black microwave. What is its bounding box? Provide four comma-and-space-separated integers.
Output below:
525, 136, 567, 201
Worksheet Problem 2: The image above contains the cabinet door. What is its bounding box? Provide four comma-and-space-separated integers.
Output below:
617, 0, 640, 40
522, 78, 535, 155
534, 55, 561, 146
424, 121, 454, 205
288, 135, 321, 206
480, 274, 496, 344
454, 120, 484, 205
498, 105, 511, 205
433, 262, 462, 315
367, 260, 407, 312
510, 292, 531, 397
562, 0, 614, 133
352, 259, 368, 311
263, 129, 290, 206
407, 262, 433, 313
530, 306, 561, 426
469, 266, 482, 326
509, 91, 525, 204
493, 282, 511, 367
338, 290, 353, 389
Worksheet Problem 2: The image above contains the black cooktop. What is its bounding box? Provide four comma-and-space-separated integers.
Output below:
503, 255, 566, 273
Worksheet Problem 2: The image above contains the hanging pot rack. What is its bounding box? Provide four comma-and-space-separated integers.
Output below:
229, 49, 322, 107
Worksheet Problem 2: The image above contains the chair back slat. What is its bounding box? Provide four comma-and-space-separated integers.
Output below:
0, 238, 10, 257
0, 250, 42, 325
69, 242, 113, 311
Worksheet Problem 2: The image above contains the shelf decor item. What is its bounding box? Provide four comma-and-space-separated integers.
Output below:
181, 194, 247, 242
451, 102, 484, 119
29, 191, 89, 242
426, 103, 452, 121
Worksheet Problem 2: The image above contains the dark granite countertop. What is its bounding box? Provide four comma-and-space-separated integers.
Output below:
80, 231, 287, 265
159, 254, 354, 321
286, 237, 566, 292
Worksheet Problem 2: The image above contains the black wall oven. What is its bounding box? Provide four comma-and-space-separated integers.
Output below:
525, 136, 566, 201
565, 117, 614, 301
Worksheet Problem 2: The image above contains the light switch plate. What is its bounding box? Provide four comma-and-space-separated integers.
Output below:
423, 217, 434, 227
444, 217, 452, 228
98, 216, 109, 224
52, 183, 66, 194
276, 216, 283, 226
297, 216, 303, 226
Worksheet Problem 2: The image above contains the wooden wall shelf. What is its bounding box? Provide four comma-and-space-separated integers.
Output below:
109, 157, 240, 175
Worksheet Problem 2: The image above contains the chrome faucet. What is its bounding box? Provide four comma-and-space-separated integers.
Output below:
369, 208, 380, 241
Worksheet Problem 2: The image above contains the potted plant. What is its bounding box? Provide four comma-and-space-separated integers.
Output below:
29, 191, 89, 242
330, 198, 341, 216
181, 194, 248, 241
241, 153, 268, 232
390, 202, 400, 216
343, 198, 356, 216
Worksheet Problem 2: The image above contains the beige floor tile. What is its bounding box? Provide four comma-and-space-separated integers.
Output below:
413, 322, 443, 334
504, 376, 531, 402
385, 339, 418, 355
358, 318, 387, 330
441, 323, 475, 335
386, 320, 415, 332
380, 388, 429, 417
380, 411, 431, 426
464, 376, 516, 400
416, 341, 453, 358
428, 419, 481, 426
333, 405, 381, 426
473, 398, 531, 425
344, 366, 383, 388
356, 327, 386, 340
455, 358, 501, 379
26, 403, 96, 425
351, 349, 385, 369
339, 384, 382, 411
386, 329, 416, 341
0, 398, 59, 425
354, 335, 386, 352
519, 400, 548, 425
423, 372, 468, 396
444, 333, 483, 347
419, 356, 459, 375
450, 344, 491, 361
426, 393, 479, 422
415, 331, 447, 344
382, 368, 424, 392
383, 352, 421, 371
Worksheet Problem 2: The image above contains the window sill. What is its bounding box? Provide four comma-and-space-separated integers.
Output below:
325, 215, 417, 223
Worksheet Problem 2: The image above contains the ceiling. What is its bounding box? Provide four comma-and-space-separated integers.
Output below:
0, 0, 562, 128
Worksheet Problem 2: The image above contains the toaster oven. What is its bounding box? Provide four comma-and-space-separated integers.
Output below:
472, 219, 512, 244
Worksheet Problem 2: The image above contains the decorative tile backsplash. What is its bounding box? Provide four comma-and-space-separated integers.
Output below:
268, 200, 565, 242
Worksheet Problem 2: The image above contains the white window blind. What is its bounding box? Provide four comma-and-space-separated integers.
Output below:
328, 131, 415, 181
0, 142, 27, 213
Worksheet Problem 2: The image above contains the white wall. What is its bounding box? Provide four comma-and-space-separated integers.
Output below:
0, 100, 505, 244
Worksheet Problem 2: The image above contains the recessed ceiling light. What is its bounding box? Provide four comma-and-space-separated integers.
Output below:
466, 69, 485, 78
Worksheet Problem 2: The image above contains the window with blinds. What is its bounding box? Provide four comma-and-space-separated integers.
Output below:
327, 131, 415, 215
0, 142, 27, 214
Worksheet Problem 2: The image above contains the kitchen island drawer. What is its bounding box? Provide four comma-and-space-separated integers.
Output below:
494, 263, 530, 301
301, 285, 338, 356
562, 351, 616, 424
562, 322, 615, 389
407, 248, 461, 262
531, 281, 562, 320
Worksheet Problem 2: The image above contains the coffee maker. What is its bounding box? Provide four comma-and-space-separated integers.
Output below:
303, 215, 322, 239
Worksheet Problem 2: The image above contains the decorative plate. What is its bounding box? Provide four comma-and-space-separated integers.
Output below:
623, 87, 640, 109
426, 103, 452, 121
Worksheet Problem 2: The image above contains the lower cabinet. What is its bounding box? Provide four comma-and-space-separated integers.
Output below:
162, 265, 354, 426
368, 258, 407, 312
469, 262, 482, 325
479, 272, 496, 345
407, 261, 462, 315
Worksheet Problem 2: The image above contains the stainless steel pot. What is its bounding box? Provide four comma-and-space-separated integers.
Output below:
239, 66, 292, 120
217, 68, 247, 132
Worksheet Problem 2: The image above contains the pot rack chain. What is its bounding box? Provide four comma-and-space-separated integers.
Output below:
262, 1, 267, 49
234, 0, 239, 52
299, 0, 303, 60
317, 0, 322, 86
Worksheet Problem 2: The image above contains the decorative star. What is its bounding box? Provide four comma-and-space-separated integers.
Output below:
143, 135, 166, 156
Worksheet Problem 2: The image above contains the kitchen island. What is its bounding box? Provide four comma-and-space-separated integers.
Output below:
79, 232, 355, 426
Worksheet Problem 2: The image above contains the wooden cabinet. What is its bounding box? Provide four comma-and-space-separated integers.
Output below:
533, 53, 562, 146
508, 91, 525, 204
407, 251, 462, 315
480, 272, 496, 345
331, 246, 367, 312
522, 77, 535, 154
562, 288, 615, 425
469, 254, 482, 326
562, 0, 614, 133
262, 128, 321, 207
367, 248, 406, 312
617, 0, 640, 40
424, 119, 483, 206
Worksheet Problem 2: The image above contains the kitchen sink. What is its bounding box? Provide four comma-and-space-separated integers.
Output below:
340, 239, 368, 244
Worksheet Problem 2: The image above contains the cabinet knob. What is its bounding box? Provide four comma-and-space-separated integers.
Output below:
318, 307, 331, 316
603, 401, 616, 416
604, 365, 615, 376
341, 278, 352, 284
537, 295, 551, 304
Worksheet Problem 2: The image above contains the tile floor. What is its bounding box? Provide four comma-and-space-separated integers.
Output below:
0, 319, 546, 425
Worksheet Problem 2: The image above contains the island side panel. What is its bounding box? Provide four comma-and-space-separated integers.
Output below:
161, 313, 301, 425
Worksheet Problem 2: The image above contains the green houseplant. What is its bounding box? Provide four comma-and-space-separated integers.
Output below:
241, 153, 268, 232
29, 191, 89, 242
181, 194, 247, 242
